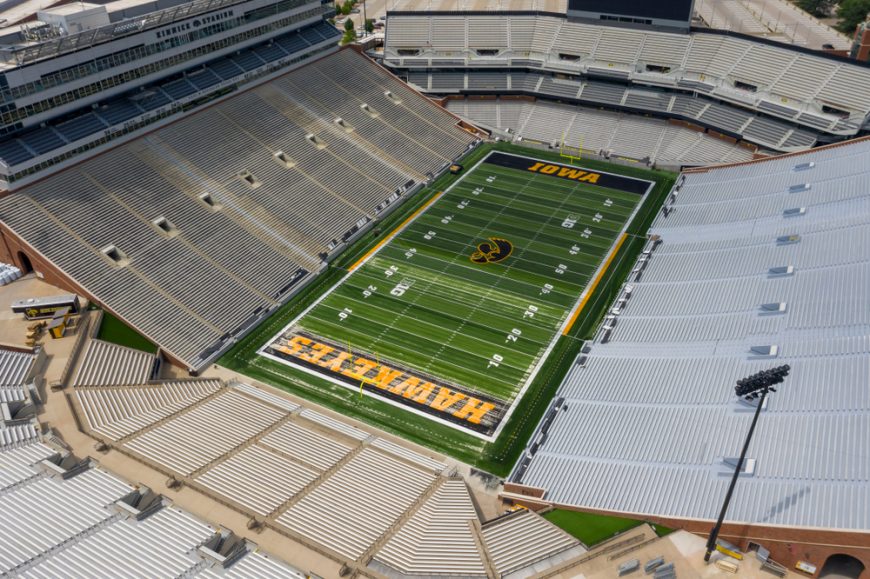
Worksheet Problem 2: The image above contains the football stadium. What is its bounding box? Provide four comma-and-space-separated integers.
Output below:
0, 0, 867, 575
260, 151, 653, 438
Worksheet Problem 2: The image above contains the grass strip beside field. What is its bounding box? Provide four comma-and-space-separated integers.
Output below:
543, 509, 675, 547
96, 311, 158, 354
543, 509, 645, 547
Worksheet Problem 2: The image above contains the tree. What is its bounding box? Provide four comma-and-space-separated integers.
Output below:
796, 0, 837, 17
365, 18, 374, 34
836, 0, 870, 33
341, 28, 357, 44
340, 0, 354, 15
341, 17, 357, 44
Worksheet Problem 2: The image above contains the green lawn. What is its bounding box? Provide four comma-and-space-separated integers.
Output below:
543, 509, 645, 546
97, 310, 158, 354
543, 509, 675, 547
220, 141, 676, 475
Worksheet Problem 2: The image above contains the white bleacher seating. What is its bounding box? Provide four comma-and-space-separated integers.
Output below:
277, 448, 436, 560
481, 510, 583, 577
448, 98, 755, 167
195, 445, 318, 516
385, 13, 870, 131
0, 49, 476, 371
372, 479, 487, 577
123, 390, 285, 475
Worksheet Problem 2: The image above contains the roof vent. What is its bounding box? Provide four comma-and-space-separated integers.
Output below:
793, 161, 815, 172
361, 103, 380, 118
198, 192, 222, 211
101, 245, 129, 267
759, 302, 787, 314
306, 133, 327, 149
783, 207, 806, 217
197, 531, 248, 569
788, 183, 810, 193
768, 265, 794, 277
151, 216, 179, 238
776, 234, 800, 245
113, 487, 163, 521
273, 151, 296, 169
718, 457, 756, 476
334, 117, 354, 133
37, 453, 90, 479
750, 344, 779, 357
737, 394, 769, 412
237, 170, 260, 189
384, 90, 402, 104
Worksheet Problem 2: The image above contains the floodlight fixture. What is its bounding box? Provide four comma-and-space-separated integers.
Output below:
704, 365, 790, 563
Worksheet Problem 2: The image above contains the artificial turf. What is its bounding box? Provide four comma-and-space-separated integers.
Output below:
268, 151, 643, 403
219, 142, 676, 476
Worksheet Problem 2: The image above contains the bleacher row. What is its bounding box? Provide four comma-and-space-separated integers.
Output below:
0, 21, 342, 169
0, 48, 477, 370
75, 378, 453, 560
384, 13, 870, 133
0, 438, 306, 577
68, 338, 582, 576
515, 138, 870, 532
73, 338, 157, 387
412, 71, 816, 151
0, 347, 35, 404
447, 98, 755, 167
0, 346, 39, 448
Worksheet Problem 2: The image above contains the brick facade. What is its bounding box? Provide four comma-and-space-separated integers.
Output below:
503, 488, 869, 577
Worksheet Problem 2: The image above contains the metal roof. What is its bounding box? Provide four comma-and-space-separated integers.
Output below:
513, 140, 870, 533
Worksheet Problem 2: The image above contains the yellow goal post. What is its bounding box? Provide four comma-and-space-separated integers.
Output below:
559, 131, 584, 164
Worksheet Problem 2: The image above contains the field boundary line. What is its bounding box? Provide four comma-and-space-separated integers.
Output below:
348, 192, 444, 272
560, 232, 628, 336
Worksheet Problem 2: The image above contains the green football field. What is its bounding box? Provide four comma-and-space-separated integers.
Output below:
260, 151, 651, 437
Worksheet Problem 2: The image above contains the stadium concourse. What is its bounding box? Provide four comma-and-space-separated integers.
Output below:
509, 138, 870, 572
0, 48, 478, 372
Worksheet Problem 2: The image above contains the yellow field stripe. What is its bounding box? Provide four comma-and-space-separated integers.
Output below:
562, 232, 629, 336
348, 192, 443, 272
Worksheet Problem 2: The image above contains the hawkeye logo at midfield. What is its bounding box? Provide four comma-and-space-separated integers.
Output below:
470, 237, 513, 264
527, 162, 601, 183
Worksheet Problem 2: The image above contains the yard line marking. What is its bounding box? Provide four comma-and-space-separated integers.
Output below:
348, 191, 444, 272
561, 232, 628, 336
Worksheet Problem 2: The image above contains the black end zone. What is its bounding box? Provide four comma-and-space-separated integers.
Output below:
485, 152, 652, 195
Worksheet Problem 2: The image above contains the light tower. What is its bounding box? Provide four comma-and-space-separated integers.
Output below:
704, 364, 791, 563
